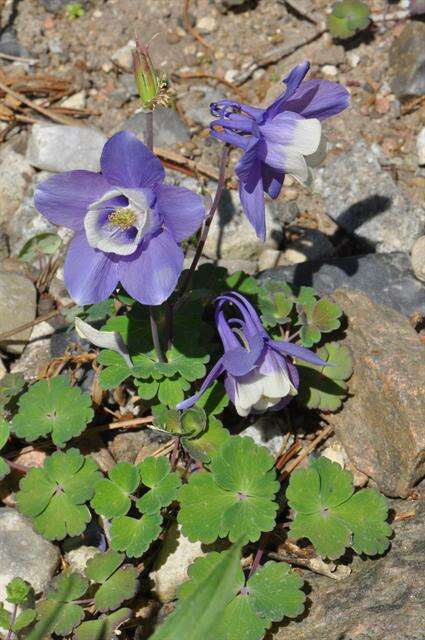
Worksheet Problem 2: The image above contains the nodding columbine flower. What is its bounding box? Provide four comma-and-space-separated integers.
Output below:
210, 60, 350, 241
35, 131, 205, 306
133, 34, 172, 110
177, 291, 325, 417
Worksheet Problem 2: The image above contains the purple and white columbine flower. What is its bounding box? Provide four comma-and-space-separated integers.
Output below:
35, 131, 205, 306
210, 60, 350, 240
177, 292, 325, 417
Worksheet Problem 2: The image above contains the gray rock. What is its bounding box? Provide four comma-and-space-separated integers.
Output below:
389, 21, 425, 98
259, 252, 425, 318
0, 28, 32, 58
108, 430, 171, 465
204, 187, 282, 260
0, 508, 60, 612
110, 39, 135, 70
269, 200, 300, 226
411, 235, 425, 282
179, 85, 227, 128
316, 141, 423, 253
0, 270, 36, 354
122, 107, 190, 148
10, 321, 54, 380
0, 147, 34, 225
65, 546, 98, 575
274, 489, 425, 640
40, 0, 87, 12
328, 289, 425, 498
280, 227, 334, 264
239, 416, 291, 457
26, 124, 107, 173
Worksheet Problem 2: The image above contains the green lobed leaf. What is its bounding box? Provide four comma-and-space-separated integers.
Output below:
328, 1, 370, 39
85, 550, 138, 612
35, 573, 88, 637
297, 342, 353, 412
0, 603, 10, 630
16, 448, 101, 541
110, 513, 163, 558
182, 416, 230, 464
12, 608, 36, 632
12, 377, 94, 447
151, 541, 244, 640
297, 296, 342, 348
180, 406, 207, 438
6, 577, 31, 605
287, 456, 392, 559
73, 607, 131, 640
0, 419, 10, 480
258, 281, 294, 328
91, 462, 140, 518
137, 456, 181, 514
19, 232, 62, 263
0, 373, 25, 410
97, 350, 133, 389
195, 381, 229, 417
178, 436, 279, 543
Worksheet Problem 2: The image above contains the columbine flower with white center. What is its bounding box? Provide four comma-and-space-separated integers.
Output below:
210, 60, 350, 240
35, 131, 205, 306
177, 292, 325, 417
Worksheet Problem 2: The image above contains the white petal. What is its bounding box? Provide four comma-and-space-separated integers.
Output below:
262, 367, 292, 398
253, 396, 282, 412
234, 373, 265, 416
75, 317, 133, 368
305, 132, 327, 168
290, 118, 321, 156
282, 148, 309, 183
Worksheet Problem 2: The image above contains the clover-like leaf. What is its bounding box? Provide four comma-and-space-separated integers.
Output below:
327, 1, 370, 40
36, 573, 88, 636
178, 555, 304, 640
195, 381, 230, 417
182, 416, 230, 464
85, 550, 138, 612
180, 406, 207, 438
287, 456, 392, 559
297, 295, 342, 348
0, 373, 25, 411
157, 375, 190, 408
91, 462, 140, 518
73, 607, 131, 640
110, 513, 163, 558
12, 608, 36, 633
137, 456, 181, 514
97, 350, 133, 389
0, 603, 10, 630
19, 232, 62, 263
12, 377, 94, 447
6, 577, 32, 605
258, 281, 294, 328
297, 342, 353, 412
16, 448, 101, 540
0, 419, 10, 480
178, 436, 279, 543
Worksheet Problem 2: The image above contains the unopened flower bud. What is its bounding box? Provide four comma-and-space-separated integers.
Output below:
132, 35, 172, 110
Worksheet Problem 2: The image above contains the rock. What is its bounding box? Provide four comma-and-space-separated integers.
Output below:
26, 124, 107, 173
321, 64, 338, 77
389, 21, 425, 98
0, 271, 36, 355
0, 358, 6, 380
179, 85, 227, 128
108, 430, 171, 465
274, 489, 425, 640
204, 187, 282, 260
0, 28, 32, 58
259, 252, 425, 317
316, 140, 423, 253
40, 0, 86, 11
411, 235, 425, 283
314, 45, 345, 67
0, 230, 8, 261
280, 227, 334, 264
258, 248, 281, 271
239, 416, 291, 457
196, 16, 217, 33
0, 508, 60, 611
0, 148, 34, 225
10, 321, 54, 380
150, 521, 207, 603
65, 546, 98, 575
61, 90, 87, 110
268, 200, 299, 226
111, 39, 135, 69
417, 126, 425, 166
122, 107, 190, 148
327, 289, 425, 498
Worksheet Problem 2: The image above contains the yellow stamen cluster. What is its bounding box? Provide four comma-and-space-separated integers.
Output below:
108, 207, 136, 230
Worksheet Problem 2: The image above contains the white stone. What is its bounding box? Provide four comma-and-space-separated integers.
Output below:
0, 358, 6, 380
65, 546, 99, 575
151, 521, 206, 603
0, 508, 60, 612
0, 148, 34, 225
346, 51, 360, 68
321, 64, 338, 77
258, 248, 281, 271
196, 16, 217, 34
26, 124, 107, 173
321, 442, 347, 468
61, 90, 87, 110
11, 321, 55, 380
0, 271, 36, 355
111, 39, 136, 69
416, 127, 425, 166
239, 416, 291, 457
411, 235, 425, 282
224, 69, 239, 83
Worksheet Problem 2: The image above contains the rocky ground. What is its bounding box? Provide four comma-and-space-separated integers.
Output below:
0, 0, 424, 638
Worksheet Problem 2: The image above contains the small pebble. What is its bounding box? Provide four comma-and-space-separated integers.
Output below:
196, 16, 217, 34
411, 235, 425, 283
321, 65, 338, 77
416, 127, 425, 166
224, 68, 238, 83
346, 51, 360, 68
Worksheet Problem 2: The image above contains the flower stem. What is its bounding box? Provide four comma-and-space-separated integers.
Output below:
6, 604, 17, 640
5, 458, 29, 474
145, 108, 166, 363
248, 531, 271, 578
175, 144, 229, 308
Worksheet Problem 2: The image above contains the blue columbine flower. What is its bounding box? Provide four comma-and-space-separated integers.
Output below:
34, 131, 205, 306
177, 291, 325, 417
210, 60, 350, 241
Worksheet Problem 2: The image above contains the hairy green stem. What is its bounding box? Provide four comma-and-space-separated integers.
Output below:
6, 604, 17, 640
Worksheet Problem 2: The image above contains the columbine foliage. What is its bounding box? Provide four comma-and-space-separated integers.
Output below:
287, 457, 392, 559
0, 419, 10, 480
16, 448, 101, 540
327, 0, 371, 40
178, 436, 279, 543
0, 578, 36, 637
12, 376, 94, 447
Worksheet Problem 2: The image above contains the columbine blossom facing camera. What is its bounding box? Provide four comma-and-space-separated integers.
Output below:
177, 292, 325, 417
210, 60, 350, 240
35, 131, 205, 306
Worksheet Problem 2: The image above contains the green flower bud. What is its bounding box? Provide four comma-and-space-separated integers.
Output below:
132, 35, 172, 111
